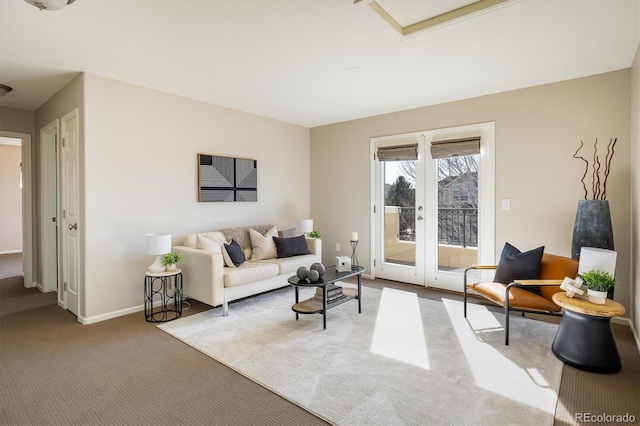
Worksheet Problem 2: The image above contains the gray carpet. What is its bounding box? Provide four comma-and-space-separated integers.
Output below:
2, 252, 639, 426
159, 283, 565, 425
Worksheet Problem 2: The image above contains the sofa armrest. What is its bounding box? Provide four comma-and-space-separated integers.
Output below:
173, 245, 225, 308
306, 237, 322, 261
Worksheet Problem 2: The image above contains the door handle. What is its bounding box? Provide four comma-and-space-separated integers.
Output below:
418, 206, 423, 211
68, 223, 78, 231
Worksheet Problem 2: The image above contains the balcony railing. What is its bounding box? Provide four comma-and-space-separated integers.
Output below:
393, 206, 478, 248
438, 208, 477, 248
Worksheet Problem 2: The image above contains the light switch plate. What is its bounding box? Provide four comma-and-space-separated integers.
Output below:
501, 198, 511, 210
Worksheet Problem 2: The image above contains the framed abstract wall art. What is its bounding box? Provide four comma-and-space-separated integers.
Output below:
198, 154, 257, 202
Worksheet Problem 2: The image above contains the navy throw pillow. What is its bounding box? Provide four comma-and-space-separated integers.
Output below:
273, 235, 311, 258
493, 242, 544, 295
223, 239, 245, 267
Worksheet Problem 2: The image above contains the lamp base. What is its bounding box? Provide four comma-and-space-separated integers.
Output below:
148, 255, 165, 273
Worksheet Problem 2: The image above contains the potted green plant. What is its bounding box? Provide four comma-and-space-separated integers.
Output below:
579, 269, 615, 305
309, 230, 321, 238
161, 252, 182, 272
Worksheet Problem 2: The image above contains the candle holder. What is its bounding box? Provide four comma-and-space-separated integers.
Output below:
350, 240, 359, 269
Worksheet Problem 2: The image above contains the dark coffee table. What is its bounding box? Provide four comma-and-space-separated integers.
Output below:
288, 265, 364, 329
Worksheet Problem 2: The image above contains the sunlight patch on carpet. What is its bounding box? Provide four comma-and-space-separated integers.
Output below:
370, 287, 430, 370
443, 298, 560, 414
159, 286, 562, 425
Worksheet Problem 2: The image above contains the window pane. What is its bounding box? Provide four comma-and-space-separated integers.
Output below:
436, 154, 479, 271
384, 160, 416, 266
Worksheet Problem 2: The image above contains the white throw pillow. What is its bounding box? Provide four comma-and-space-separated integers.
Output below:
204, 231, 229, 244
249, 226, 278, 261
196, 234, 223, 253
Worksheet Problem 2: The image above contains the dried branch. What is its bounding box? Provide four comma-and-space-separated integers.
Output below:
573, 138, 617, 200
602, 138, 617, 200
592, 138, 601, 200
572, 140, 589, 200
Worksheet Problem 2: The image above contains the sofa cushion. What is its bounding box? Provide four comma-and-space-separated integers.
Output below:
223, 262, 279, 287
279, 228, 297, 238
249, 226, 278, 261
273, 235, 311, 258
195, 234, 223, 253
221, 225, 274, 251
184, 231, 228, 248
223, 239, 245, 267
269, 254, 321, 275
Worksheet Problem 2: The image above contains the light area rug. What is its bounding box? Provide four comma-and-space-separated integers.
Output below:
159, 284, 564, 425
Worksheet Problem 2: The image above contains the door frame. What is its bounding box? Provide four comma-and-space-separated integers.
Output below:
369, 122, 496, 290
0, 130, 34, 288
40, 120, 59, 293
59, 108, 81, 316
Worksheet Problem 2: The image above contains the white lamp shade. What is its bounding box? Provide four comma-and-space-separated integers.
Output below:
297, 219, 313, 234
145, 233, 172, 255
578, 247, 617, 276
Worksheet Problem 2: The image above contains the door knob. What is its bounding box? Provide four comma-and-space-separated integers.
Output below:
417, 216, 424, 221
418, 206, 423, 211
68, 223, 78, 231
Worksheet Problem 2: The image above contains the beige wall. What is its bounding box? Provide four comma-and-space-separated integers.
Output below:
0, 145, 22, 252
0, 106, 35, 135
80, 73, 310, 321
311, 70, 632, 317
631, 44, 639, 341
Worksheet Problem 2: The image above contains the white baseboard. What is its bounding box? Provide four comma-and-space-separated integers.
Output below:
80, 305, 143, 325
0, 249, 22, 255
612, 317, 629, 326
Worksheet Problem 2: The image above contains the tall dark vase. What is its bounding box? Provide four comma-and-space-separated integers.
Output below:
571, 200, 614, 260
571, 199, 615, 299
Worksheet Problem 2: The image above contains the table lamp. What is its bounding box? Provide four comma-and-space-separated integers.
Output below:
297, 219, 313, 236
578, 247, 617, 275
145, 233, 171, 272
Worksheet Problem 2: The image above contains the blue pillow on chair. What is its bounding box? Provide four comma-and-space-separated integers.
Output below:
493, 242, 544, 294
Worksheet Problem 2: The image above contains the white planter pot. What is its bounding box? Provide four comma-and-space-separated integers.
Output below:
165, 263, 177, 272
587, 289, 607, 305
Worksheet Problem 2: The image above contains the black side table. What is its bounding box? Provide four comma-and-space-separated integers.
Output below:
551, 292, 625, 373
144, 269, 183, 322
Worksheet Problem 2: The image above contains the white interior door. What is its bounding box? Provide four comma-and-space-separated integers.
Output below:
41, 120, 59, 293
60, 109, 80, 315
372, 123, 495, 291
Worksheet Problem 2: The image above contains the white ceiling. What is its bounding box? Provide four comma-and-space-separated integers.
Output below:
0, 0, 638, 128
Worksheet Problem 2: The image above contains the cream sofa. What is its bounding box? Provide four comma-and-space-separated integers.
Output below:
173, 224, 321, 316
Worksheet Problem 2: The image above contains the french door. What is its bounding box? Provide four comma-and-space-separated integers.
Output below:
371, 122, 495, 291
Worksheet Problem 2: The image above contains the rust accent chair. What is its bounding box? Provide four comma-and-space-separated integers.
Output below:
463, 253, 579, 345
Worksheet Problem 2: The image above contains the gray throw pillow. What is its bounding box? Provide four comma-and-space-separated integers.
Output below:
273, 235, 311, 258
223, 239, 245, 267
493, 242, 544, 295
